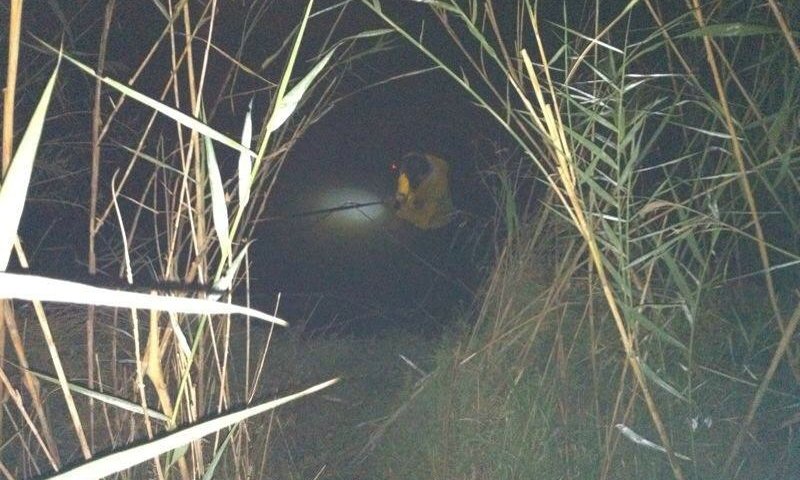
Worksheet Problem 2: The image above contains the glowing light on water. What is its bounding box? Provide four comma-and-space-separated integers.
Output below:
311, 188, 389, 229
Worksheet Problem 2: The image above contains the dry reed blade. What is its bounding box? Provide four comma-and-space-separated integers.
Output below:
87, 0, 116, 453
48, 379, 340, 480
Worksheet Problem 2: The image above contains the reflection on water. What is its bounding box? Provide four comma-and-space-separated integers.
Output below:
250, 187, 481, 335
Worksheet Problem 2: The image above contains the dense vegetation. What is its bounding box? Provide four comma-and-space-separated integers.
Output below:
1, 1, 798, 479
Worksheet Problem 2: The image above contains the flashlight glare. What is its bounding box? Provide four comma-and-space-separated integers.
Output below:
313, 188, 388, 228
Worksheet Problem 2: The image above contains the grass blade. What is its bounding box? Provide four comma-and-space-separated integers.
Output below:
204, 133, 232, 262
48, 378, 339, 480
0, 273, 287, 326
0, 60, 59, 270
266, 47, 337, 133
238, 99, 254, 208
679, 23, 787, 38
27, 369, 170, 422
37, 42, 256, 159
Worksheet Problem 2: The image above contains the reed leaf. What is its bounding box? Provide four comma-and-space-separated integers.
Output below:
0, 273, 286, 326
0, 60, 59, 270
238, 98, 254, 208
680, 23, 788, 38
266, 47, 337, 133
27, 369, 169, 422
48, 378, 339, 480
203, 132, 232, 263
38, 43, 257, 159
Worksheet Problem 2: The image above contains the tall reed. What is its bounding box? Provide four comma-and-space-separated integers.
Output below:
0, 1, 387, 477
365, 1, 800, 477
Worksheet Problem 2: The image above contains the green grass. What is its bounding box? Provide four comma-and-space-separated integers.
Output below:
352, 1, 800, 478
340, 233, 799, 479
237, 325, 441, 479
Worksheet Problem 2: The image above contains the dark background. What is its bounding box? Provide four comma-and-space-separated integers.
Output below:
6, 1, 618, 332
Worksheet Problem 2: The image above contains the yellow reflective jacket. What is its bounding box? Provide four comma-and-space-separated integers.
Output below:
394, 153, 454, 230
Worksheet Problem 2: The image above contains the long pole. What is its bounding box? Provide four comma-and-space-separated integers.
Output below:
262, 200, 388, 222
